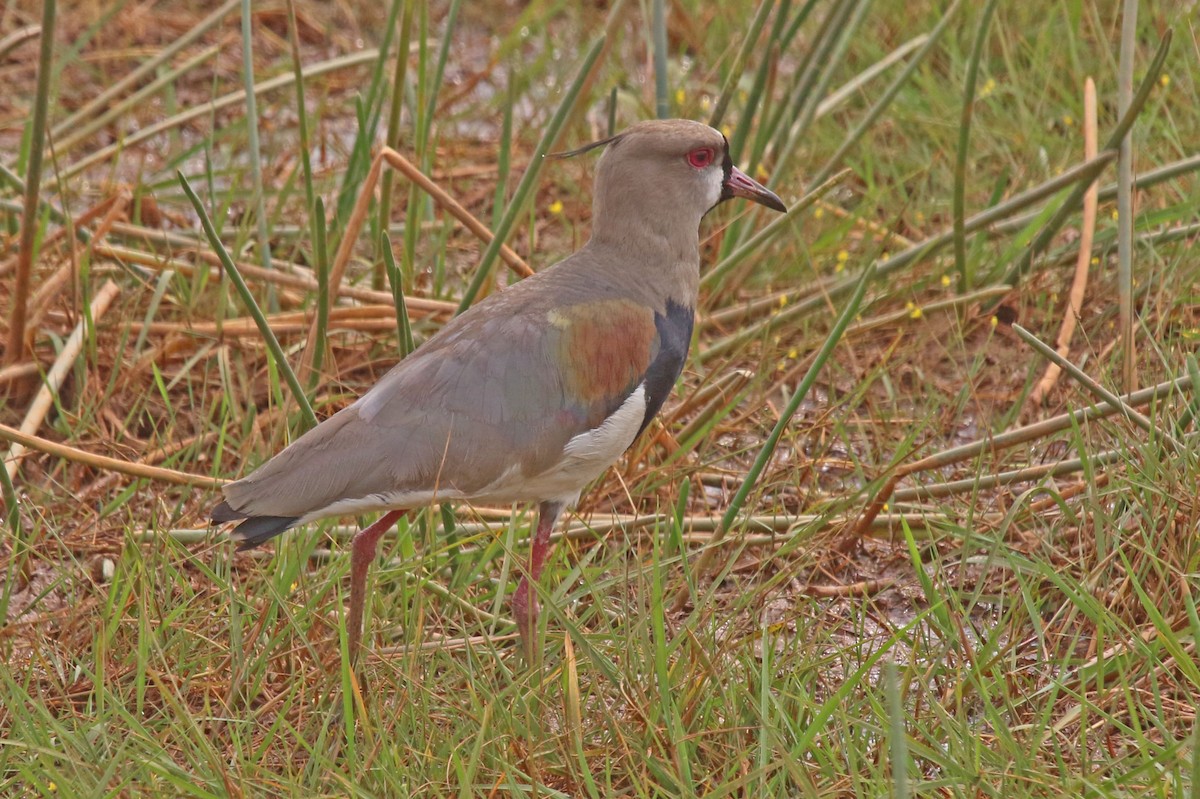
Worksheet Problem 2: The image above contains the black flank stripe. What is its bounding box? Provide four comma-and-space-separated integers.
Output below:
637, 299, 694, 437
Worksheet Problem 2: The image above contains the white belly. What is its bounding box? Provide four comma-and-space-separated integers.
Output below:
476, 383, 648, 506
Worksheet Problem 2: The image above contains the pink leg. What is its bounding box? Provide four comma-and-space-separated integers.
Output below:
512, 500, 565, 663
347, 509, 406, 668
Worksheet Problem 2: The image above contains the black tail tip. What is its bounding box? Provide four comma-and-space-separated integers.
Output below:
210, 501, 298, 550
210, 500, 245, 525
230, 515, 299, 550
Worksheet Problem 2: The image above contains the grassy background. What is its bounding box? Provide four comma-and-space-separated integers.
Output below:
2, 0, 1199, 796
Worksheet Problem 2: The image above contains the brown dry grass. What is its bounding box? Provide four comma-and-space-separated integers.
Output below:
2, 1, 1199, 796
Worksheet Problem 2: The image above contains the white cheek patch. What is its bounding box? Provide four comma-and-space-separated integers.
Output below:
705, 165, 725, 210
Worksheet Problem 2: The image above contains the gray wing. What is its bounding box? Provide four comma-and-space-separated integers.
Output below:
217, 313, 580, 523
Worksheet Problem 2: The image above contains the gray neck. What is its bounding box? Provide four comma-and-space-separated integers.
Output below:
583, 221, 701, 309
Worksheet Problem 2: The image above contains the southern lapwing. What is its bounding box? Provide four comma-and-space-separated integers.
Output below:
211, 119, 786, 665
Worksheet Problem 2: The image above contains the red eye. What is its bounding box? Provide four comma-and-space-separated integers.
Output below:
687, 147, 715, 168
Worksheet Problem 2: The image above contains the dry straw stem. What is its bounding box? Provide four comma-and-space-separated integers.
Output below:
129, 305, 424, 338
49, 0, 238, 142
4, 280, 121, 482
0, 362, 41, 386
378, 631, 518, 656
700, 153, 1117, 364
814, 34, 930, 122
91, 242, 452, 316
295, 146, 535, 384
1029, 77, 1099, 406
54, 45, 222, 157
998, 30, 1170, 290
380, 148, 534, 279
890, 440, 1133, 503
0, 422, 224, 489
58, 49, 381, 184
844, 285, 1011, 337
29, 195, 130, 337
1012, 323, 1184, 452
1, 180, 111, 258
846, 371, 1194, 546
562, 631, 582, 750
0, 24, 40, 60
813, 197, 916, 249
161, 508, 940, 550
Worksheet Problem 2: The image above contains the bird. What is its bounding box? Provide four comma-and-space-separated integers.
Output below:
211, 118, 786, 667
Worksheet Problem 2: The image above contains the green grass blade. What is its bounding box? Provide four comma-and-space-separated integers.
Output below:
285, 0, 317, 224
721, 260, 874, 532
703, 150, 1115, 362
684, 259, 874, 597
383, 233, 415, 358
952, 0, 998, 291
50, 0, 237, 140
1116, 0, 1139, 388
6, 0, 55, 368
808, 0, 960, 189
884, 661, 910, 799
999, 30, 1171, 289
456, 4, 619, 313
239, 0, 277, 311
652, 0, 669, 118
178, 171, 317, 431
708, 0, 775, 130
376, 0, 415, 289
310, 197, 330, 387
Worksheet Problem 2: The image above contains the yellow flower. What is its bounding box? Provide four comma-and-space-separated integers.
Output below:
549, 199, 564, 215
787, 347, 798, 359
1111, 209, 1119, 220
1091, 256, 1100, 265
990, 315, 999, 328
778, 294, 788, 308
940, 274, 951, 287
906, 301, 922, 320
675, 88, 686, 106
814, 207, 825, 219
979, 77, 997, 98
700, 95, 712, 111
721, 124, 733, 138
1160, 73, 1170, 88
1062, 114, 1074, 126
755, 164, 769, 181
835, 250, 849, 272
